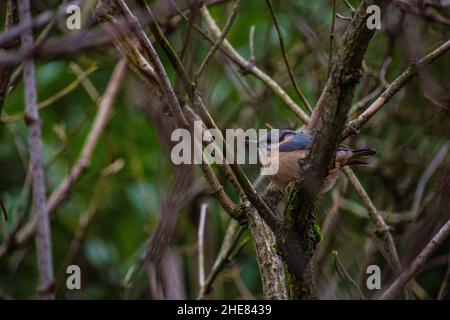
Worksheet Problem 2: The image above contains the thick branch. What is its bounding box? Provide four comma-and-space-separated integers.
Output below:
281, 0, 389, 300
246, 185, 287, 300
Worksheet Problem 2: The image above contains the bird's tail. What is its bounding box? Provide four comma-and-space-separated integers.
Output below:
347, 148, 377, 165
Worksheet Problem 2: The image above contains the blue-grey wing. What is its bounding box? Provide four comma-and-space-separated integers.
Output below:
278, 134, 311, 152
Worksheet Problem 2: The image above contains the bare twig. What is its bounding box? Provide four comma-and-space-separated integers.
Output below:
198, 220, 244, 299
198, 203, 209, 289
134, 4, 277, 229
228, 266, 256, 300
248, 25, 256, 65
437, 249, 450, 300
101, 3, 241, 220
336, 13, 352, 21
69, 62, 100, 102
342, 0, 356, 11
0, 11, 53, 48
344, 40, 450, 138
0, 197, 7, 222
410, 142, 449, 219
0, 0, 18, 114
55, 175, 109, 292
15, 60, 127, 247
199, 5, 310, 123
328, 0, 336, 77
4, 0, 59, 98
195, 0, 242, 83
18, 0, 54, 299
114, 0, 188, 127
265, 0, 313, 114
332, 251, 367, 300
0, 0, 226, 67
2, 65, 98, 123
379, 217, 450, 299
343, 167, 402, 275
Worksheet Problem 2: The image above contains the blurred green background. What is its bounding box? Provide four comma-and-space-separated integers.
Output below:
0, 0, 449, 299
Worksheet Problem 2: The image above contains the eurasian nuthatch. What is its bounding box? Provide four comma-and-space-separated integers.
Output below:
247, 130, 376, 193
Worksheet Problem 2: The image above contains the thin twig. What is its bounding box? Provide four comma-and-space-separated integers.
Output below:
69, 62, 100, 102
248, 25, 256, 65
5, 0, 59, 97
198, 202, 209, 289
195, 0, 242, 83
2, 65, 98, 123
198, 219, 244, 299
328, 0, 336, 78
179, 6, 197, 61
114, 0, 189, 127
55, 175, 109, 292
0, 197, 7, 222
18, 0, 54, 300
0, 11, 54, 48
336, 13, 352, 21
103, 2, 241, 220
134, 3, 276, 228
410, 141, 449, 219
199, 5, 310, 123
343, 167, 402, 276
342, 0, 356, 11
332, 251, 367, 300
0, 1, 225, 67
14, 60, 127, 247
437, 249, 450, 300
0, 0, 18, 115
344, 40, 450, 138
379, 217, 450, 299
228, 266, 256, 300
265, 0, 313, 114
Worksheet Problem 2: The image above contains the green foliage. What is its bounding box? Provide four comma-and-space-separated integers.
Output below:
0, 0, 449, 300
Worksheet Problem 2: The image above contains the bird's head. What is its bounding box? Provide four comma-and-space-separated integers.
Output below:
245, 129, 303, 151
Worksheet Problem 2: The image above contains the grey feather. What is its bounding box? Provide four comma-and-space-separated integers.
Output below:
279, 133, 311, 152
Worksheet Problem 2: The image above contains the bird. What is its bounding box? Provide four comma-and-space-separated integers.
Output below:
247, 130, 376, 194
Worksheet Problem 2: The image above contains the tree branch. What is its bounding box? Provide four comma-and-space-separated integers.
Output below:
379, 217, 450, 300
195, 0, 242, 83
343, 39, 450, 138
281, 0, 389, 299
265, 0, 313, 114
343, 167, 402, 275
197, 203, 208, 289
199, 5, 310, 123
0, 0, 18, 115
113, 0, 188, 127
18, 0, 55, 299
14, 60, 127, 247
